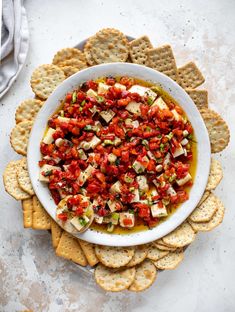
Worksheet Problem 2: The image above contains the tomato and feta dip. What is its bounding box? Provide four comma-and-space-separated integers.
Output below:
39, 76, 195, 233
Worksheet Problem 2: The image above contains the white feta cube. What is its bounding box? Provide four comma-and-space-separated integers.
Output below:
39, 164, 61, 182
95, 215, 103, 224
98, 82, 110, 94
119, 213, 135, 228
108, 153, 117, 163
171, 109, 181, 121
114, 83, 126, 90
172, 144, 185, 158
163, 153, 171, 166
132, 160, 145, 174
147, 151, 156, 160
151, 202, 168, 218
78, 165, 95, 186
148, 187, 159, 203
129, 85, 157, 101
78, 149, 87, 160
166, 186, 177, 196
110, 181, 122, 194
181, 138, 188, 146
70, 216, 89, 231
176, 173, 192, 186
57, 116, 71, 123
99, 109, 115, 123
87, 89, 97, 98
130, 188, 140, 203
183, 130, 189, 137
107, 199, 120, 212
126, 101, 142, 115
152, 97, 169, 110
136, 175, 149, 192
43, 128, 56, 144
79, 135, 101, 150
129, 85, 148, 96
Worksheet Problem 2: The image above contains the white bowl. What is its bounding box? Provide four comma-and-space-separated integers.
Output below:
28, 63, 211, 246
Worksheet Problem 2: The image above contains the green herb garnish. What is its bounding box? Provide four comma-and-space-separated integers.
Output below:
72, 91, 77, 103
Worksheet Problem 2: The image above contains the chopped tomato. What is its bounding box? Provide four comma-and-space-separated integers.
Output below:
57, 213, 68, 221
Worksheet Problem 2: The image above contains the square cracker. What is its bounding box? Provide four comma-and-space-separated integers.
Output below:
129, 36, 153, 65
178, 62, 205, 89
186, 89, 208, 110
56, 231, 87, 266
147, 45, 178, 81
22, 198, 34, 228
78, 239, 99, 266
51, 219, 63, 249
32, 196, 51, 230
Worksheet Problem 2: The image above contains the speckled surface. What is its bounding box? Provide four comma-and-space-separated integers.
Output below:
0, 0, 235, 311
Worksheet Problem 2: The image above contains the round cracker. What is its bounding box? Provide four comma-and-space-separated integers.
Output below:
60, 66, 80, 78
52, 47, 86, 65
3, 160, 31, 200
89, 28, 129, 64
10, 120, 33, 155
58, 58, 87, 69
129, 259, 157, 292
206, 158, 223, 191
200, 108, 230, 153
153, 243, 177, 251
189, 193, 218, 223
15, 99, 44, 123
84, 36, 97, 66
16, 157, 35, 195
126, 245, 148, 267
95, 245, 135, 268
95, 264, 135, 292
188, 196, 225, 232
153, 239, 177, 251
162, 221, 196, 248
147, 244, 169, 261
154, 250, 184, 270
30, 64, 65, 100
198, 190, 210, 207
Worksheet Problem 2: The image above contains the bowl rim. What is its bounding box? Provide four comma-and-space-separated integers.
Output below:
27, 62, 211, 246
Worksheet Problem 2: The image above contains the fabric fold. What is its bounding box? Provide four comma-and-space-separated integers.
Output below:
0, 0, 29, 99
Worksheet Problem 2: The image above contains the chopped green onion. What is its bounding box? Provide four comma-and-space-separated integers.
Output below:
80, 100, 86, 107
103, 139, 115, 146
72, 92, 77, 103
146, 126, 151, 132
112, 212, 119, 220
79, 107, 83, 112
97, 96, 104, 103
79, 217, 88, 226
169, 173, 177, 183
160, 143, 165, 152
124, 176, 134, 183
44, 170, 52, 176
115, 159, 120, 166
60, 110, 64, 117
142, 139, 149, 147
166, 132, 174, 140
147, 97, 154, 105
84, 125, 92, 131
